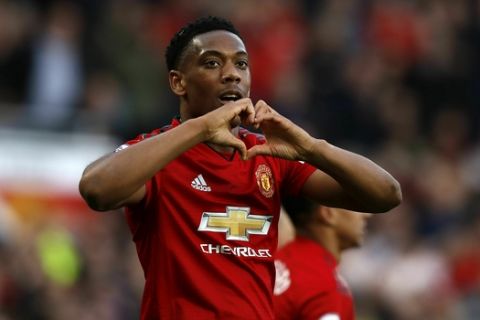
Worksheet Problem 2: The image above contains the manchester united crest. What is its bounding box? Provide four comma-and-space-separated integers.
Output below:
255, 164, 274, 198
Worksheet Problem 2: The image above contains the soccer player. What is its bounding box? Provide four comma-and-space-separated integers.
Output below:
79, 16, 401, 319
274, 197, 371, 320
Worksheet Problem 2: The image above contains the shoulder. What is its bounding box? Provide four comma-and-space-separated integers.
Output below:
277, 239, 337, 285
115, 125, 172, 152
133, 127, 167, 141
274, 245, 337, 315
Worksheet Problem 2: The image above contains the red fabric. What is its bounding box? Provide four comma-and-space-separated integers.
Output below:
274, 236, 354, 320
123, 118, 316, 319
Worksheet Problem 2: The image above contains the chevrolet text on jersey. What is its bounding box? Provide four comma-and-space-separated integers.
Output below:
200, 244, 272, 258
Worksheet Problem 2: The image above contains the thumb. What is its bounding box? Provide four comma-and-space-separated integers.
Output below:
246, 144, 271, 159
226, 137, 247, 160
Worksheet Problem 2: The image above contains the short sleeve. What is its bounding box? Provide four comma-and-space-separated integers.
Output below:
299, 290, 342, 320
118, 129, 164, 234
124, 177, 155, 241
115, 129, 163, 153
280, 160, 316, 197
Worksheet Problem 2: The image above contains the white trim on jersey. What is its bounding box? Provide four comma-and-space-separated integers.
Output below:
319, 313, 340, 320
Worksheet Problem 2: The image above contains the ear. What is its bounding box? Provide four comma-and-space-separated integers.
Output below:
169, 70, 186, 96
316, 206, 337, 226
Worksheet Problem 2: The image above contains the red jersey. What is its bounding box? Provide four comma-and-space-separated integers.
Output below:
122, 118, 316, 319
274, 236, 354, 320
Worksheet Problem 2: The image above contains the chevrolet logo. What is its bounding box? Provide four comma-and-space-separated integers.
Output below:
198, 206, 273, 241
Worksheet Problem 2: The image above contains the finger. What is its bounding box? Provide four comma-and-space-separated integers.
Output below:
254, 100, 277, 128
239, 98, 255, 125
230, 98, 255, 126
255, 100, 279, 114
253, 101, 266, 129
246, 144, 271, 159
234, 139, 248, 160
231, 115, 241, 127
254, 113, 285, 126
225, 136, 247, 160
254, 100, 270, 116
224, 97, 251, 112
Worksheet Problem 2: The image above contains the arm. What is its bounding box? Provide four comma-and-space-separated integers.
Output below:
299, 141, 401, 213
79, 98, 255, 211
247, 101, 402, 213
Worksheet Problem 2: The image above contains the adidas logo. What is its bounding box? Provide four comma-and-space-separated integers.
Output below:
191, 174, 211, 192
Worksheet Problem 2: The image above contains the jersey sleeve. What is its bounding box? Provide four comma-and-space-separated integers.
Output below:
115, 129, 163, 152
116, 129, 161, 192
116, 129, 164, 222
299, 290, 343, 320
274, 266, 343, 320
280, 159, 316, 197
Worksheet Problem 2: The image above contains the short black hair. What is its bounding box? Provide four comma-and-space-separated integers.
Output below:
282, 196, 318, 228
165, 16, 242, 71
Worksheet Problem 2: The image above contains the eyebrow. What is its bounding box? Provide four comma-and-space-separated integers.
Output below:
198, 50, 248, 58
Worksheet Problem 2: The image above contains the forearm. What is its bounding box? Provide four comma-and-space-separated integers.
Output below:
79, 118, 207, 211
303, 139, 402, 213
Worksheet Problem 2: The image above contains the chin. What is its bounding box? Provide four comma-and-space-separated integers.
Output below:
345, 239, 362, 250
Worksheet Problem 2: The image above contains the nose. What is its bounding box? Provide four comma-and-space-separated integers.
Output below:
221, 61, 241, 83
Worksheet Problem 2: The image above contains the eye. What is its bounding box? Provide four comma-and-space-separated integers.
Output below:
237, 60, 249, 69
204, 60, 220, 68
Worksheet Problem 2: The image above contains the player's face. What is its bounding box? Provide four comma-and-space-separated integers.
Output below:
178, 30, 251, 119
334, 209, 371, 250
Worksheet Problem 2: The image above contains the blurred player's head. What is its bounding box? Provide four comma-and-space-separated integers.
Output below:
320, 207, 371, 250
166, 16, 251, 120
282, 197, 371, 253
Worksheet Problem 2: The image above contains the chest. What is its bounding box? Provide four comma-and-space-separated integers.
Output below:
152, 145, 282, 246
159, 145, 283, 213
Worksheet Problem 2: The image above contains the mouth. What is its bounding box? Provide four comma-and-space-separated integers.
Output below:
219, 90, 243, 104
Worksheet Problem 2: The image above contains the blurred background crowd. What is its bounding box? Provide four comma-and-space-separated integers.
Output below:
0, 0, 479, 319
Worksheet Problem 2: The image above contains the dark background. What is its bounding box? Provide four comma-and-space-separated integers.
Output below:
0, 1, 479, 319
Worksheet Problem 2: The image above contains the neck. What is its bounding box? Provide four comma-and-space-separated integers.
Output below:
297, 227, 342, 262
207, 143, 235, 154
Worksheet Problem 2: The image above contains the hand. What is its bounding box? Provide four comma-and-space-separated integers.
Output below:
247, 100, 316, 161
199, 98, 255, 159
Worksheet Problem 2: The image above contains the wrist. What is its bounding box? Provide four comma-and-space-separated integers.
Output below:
301, 138, 329, 162
184, 116, 211, 142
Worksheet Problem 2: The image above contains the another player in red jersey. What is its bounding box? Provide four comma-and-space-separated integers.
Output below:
79, 16, 401, 319
274, 197, 372, 320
